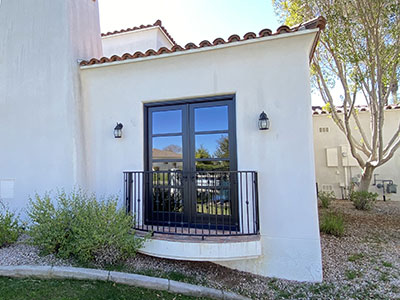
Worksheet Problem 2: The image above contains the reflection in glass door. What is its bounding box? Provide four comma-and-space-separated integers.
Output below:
147, 105, 187, 225
146, 97, 237, 229
190, 102, 237, 229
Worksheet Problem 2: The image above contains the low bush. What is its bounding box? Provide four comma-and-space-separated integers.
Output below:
350, 191, 378, 211
320, 212, 345, 237
0, 206, 22, 247
318, 191, 335, 209
28, 190, 144, 265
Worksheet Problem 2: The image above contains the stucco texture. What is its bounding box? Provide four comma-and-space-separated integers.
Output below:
80, 31, 322, 281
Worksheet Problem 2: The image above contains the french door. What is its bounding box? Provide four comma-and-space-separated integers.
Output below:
145, 96, 238, 230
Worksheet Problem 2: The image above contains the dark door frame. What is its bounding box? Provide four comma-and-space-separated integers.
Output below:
143, 94, 238, 228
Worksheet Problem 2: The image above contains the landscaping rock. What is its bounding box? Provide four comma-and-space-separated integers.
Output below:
0, 235, 73, 267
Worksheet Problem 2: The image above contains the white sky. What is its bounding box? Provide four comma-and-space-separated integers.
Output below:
99, 0, 281, 45
98, 0, 331, 106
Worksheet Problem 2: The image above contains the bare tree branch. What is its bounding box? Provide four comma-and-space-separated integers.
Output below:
379, 137, 400, 166
274, 0, 400, 190
383, 120, 400, 154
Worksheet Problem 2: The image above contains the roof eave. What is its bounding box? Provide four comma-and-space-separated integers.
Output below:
80, 28, 320, 70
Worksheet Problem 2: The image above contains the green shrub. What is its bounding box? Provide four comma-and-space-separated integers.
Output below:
28, 190, 144, 265
320, 212, 345, 237
318, 191, 335, 209
0, 207, 22, 247
350, 191, 378, 211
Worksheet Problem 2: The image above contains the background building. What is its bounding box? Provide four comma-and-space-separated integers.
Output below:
313, 106, 400, 201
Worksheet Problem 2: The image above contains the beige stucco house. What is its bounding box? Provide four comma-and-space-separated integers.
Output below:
313, 105, 400, 201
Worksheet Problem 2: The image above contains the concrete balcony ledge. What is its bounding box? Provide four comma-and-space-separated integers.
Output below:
138, 234, 262, 261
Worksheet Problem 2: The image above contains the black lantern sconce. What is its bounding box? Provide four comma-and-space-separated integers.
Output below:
114, 123, 123, 138
258, 111, 270, 130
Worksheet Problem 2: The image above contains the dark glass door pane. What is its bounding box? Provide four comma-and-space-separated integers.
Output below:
194, 106, 228, 132
195, 134, 229, 159
148, 106, 186, 225
152, 110, 182, 134
152, 136, 183, 160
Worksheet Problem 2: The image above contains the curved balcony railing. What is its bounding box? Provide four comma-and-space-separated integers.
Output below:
124, 170, 259, 238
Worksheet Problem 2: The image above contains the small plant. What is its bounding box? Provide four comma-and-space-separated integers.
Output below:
379, 272, 390, 282
320, 212, 345, 237
350, 191, 378, 211
318, 191, 335, 208
0, 206, 22, 247
348, 253, 364, 262
28, 189, 145, 265
345, 270, 361, 280
382, 261, 393, 268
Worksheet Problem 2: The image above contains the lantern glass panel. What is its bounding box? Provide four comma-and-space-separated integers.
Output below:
114, 128, 122, 138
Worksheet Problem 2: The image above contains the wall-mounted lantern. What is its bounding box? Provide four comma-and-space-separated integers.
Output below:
114, 123, 123, 138
258, 111, 270, 130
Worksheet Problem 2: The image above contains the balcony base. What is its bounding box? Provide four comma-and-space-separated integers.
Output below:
137, 231, 262, 262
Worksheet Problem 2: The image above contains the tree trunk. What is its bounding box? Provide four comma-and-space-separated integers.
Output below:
358, 165, 375, 192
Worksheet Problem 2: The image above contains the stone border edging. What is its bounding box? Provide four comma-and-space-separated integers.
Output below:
0, 265, 249, 300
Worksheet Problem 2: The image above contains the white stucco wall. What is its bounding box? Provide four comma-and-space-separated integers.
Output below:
313, 110, 400, 201
102, 27, 174, 57
80, 30, 322, 282
0, 0, 102, 213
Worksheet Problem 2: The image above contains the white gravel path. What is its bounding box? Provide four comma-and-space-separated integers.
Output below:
0, 235, 73, 267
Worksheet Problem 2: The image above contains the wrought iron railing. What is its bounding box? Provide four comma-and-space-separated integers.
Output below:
123, 171, 259, 238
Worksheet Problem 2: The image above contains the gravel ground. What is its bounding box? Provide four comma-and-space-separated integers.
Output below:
0, 235, 73, 267
1, 200, 399, 299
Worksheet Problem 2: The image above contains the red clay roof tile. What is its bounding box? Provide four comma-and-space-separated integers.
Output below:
213, 38, 226, 45
259, 29, 273, 37
82, 16, 326, 67
227, 34, 241, 42
184, 43, 198, 50
243, 32, 257, 40
199, 40, 213, 47
276, 25, 292, 34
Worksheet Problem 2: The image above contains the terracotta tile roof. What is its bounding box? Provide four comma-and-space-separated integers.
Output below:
312, 104, 400, 115
152, 149, 182, 159
81, 16, 326, 67
101, 20, 177, 46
